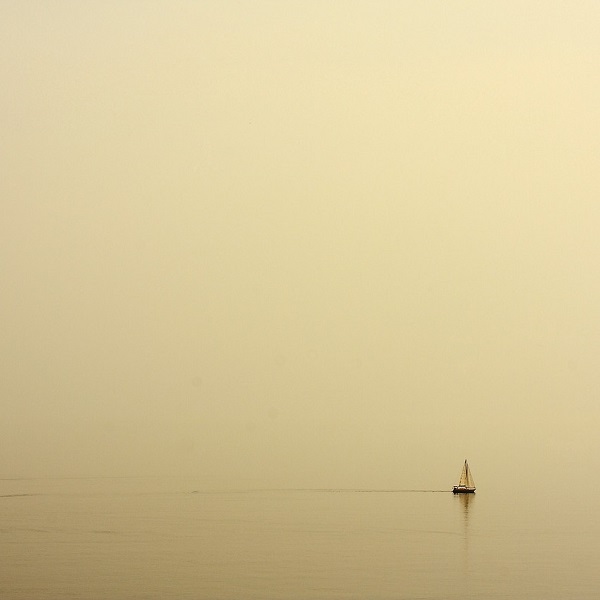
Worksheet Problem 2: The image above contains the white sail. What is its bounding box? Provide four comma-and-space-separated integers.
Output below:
458, 460, 475, 488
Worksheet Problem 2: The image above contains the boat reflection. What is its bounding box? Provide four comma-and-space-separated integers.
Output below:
459, 489, 473, 517
456, 488, 474, 584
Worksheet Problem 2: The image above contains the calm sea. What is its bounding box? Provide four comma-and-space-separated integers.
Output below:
1, 477, 598, 599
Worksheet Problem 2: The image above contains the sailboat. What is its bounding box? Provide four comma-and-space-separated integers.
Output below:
453, 459, 476, 494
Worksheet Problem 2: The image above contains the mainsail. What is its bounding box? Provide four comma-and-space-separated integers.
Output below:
458, 460, 475, 488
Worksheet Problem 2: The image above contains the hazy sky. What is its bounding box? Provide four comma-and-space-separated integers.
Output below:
2, 1, 600, 490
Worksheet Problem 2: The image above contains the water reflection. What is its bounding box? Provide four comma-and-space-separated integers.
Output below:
458, 492, 473, 523
456, 493, 474, 586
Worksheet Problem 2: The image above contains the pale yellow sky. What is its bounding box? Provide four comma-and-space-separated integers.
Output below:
2, 1, 599, 491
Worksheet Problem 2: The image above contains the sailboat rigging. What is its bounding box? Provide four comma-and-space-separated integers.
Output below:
453, 459, 476, 494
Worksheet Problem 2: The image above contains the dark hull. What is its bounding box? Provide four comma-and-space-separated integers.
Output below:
452, 486, 475, 494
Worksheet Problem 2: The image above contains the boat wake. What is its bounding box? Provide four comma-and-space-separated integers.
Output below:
0, 494, 39, 498
302, 489, 452, 493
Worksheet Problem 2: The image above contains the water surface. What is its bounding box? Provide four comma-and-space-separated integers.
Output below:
1, 478, 598, 599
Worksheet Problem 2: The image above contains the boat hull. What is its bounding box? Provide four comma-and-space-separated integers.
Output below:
452, 486, 475, 494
